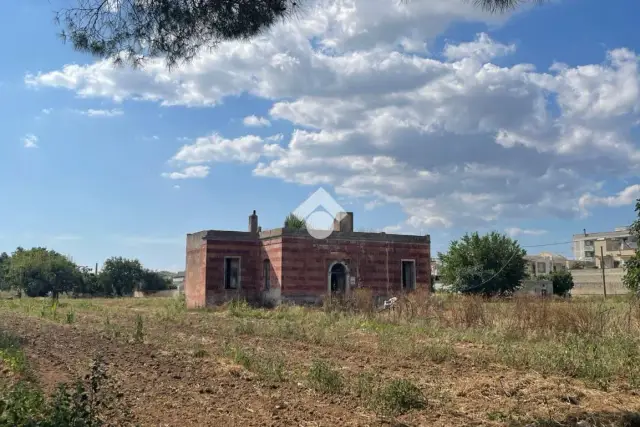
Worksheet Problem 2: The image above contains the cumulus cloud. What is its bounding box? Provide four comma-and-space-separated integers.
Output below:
243, 115, 271, 127
23, 1, 640, 228
443, 32, 515, 62
171, 133, 283, 165
579, 184, 640, 209
161, 165, 210, 180
505, 227, 548, 237
22, 134, 38, 148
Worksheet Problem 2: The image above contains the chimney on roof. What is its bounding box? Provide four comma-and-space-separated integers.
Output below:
583, 228, 587, 236
249, 210, 258, 234
333, 211, 354, 233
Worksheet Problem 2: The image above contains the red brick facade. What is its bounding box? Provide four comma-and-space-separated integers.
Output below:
184, 214, 430, 308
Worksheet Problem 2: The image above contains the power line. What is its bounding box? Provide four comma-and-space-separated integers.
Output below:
522, 240, 573, 248
458, 248, 523, 292
456, 239, 575, 293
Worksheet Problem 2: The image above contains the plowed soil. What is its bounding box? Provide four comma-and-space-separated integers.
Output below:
1, 300, 640, 426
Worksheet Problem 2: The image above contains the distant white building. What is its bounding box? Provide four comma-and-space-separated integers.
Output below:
173, 272, 185, 292
573, 227, 637, 268
524, 252, 569, 277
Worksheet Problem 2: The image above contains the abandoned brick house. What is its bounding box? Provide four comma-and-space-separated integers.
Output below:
184, 210, 431, 308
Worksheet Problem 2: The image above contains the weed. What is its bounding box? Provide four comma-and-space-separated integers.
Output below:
0, 355, 137, 426
223, 343, 285, 382
352, 371, 378, 399
192, 343, 209, 358
227, 299, 253, 317
417, 341, 456, 364
374, 379, 426, 416
234, 320, 256, 335
66, 310, 75, 324
307, 360, 343, 394
0, 331, 28, 374
134, 314, 144, 343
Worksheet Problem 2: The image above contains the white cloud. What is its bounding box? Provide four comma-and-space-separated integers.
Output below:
243, 115, 271, 127
266, 134, 284, 142
78, 108, 124, 117
171, 133, 282, 164
173, 185, 181, 190
579, 184, 640, 209
161, 165, 210, 180
505, 227, 548, 237
22, 134, 38, 148
41, 108, 53, 115
23, 2, 640, 229
443, 32, 515, 62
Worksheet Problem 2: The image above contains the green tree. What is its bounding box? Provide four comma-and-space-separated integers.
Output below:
139, 269, 172, 292
100, 257, 145, 296
0, 252, 10, 291
5, 248, 82, 299
623, 199, 640, 293
539, 270, 574, 297
438, 232, 526, 296
56, 0, 545, 67
72, 266, 103, 296
284, 213, 307, 230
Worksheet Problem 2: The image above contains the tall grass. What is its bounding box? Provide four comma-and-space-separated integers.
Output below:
218, 292, 640, 387
2, 293, 639, 388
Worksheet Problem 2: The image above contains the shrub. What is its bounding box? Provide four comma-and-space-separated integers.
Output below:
539, 270, 574, 297
307, 360, 344, 394
374, 379, 426, 416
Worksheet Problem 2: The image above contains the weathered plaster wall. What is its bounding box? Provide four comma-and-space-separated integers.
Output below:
185, 232, 207, 308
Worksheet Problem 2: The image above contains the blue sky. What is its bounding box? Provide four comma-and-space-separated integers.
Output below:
1, 0, 639, 271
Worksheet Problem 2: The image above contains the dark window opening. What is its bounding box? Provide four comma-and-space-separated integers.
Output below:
224, 257, 240, 290
402, 260, 416, 290
263, 259, 271, 290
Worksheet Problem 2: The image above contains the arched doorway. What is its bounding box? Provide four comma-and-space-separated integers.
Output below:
328, 262, 348, 294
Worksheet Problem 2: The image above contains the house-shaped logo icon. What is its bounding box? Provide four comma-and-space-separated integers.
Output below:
293, 187, 347, 239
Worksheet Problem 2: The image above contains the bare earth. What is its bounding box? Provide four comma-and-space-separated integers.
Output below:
1, 297, 640, 426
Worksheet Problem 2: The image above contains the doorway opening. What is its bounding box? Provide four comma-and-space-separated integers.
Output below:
329, 262, 348, 293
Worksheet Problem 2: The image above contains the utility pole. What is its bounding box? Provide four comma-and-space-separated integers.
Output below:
600, 246, 607, 298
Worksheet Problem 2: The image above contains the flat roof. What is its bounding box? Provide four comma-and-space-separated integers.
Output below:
189, 227, 429, 244
572, 228, 632, 240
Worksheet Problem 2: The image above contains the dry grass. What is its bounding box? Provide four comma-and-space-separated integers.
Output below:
2, 293, 640, 425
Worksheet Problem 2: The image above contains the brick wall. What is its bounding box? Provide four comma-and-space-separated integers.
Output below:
205, 239, 260, 304
187, 229, 430, 307
280, 235, 430, 303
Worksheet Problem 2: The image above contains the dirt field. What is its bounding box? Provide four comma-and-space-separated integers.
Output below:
2, 295, 640, 426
